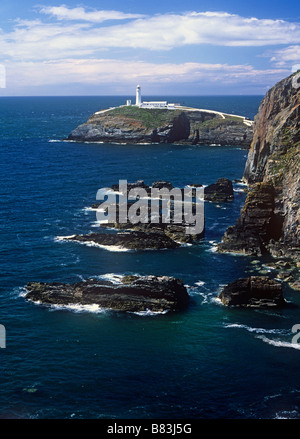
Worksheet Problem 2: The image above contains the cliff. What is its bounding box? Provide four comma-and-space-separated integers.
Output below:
218, 71, 300, 287
66, 105, 253, 146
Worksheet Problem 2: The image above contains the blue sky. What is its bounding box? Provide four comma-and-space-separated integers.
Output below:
0, 0, 300, 95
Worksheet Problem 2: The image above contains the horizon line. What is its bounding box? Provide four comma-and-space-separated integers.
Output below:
0, 94, 265, 98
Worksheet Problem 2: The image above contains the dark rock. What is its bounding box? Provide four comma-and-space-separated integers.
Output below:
152, 181, 174, 190
218, 182, 277, 256
220, 72, 299, 265
218, 276, 285, 308
61, 230, 181, 250
25, 276, 190, 313
99, 220, 204, 244
121, 275, 139, 284
111, 180, 149, 193
204, 178, 234, 202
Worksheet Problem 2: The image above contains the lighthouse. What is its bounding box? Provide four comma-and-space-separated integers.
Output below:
136, 85, 142, 106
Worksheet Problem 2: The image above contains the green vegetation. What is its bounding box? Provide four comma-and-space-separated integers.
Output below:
198, 115, 244, 131
268, 145, 300, 183
108, 106, 182, 129
224, 115, 245, 122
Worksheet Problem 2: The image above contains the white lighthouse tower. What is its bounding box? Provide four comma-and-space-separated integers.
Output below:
136, 85, 142, 106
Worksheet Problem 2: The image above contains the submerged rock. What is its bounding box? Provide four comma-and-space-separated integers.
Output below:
25, 276, 190, 313
218, 276, 285, 308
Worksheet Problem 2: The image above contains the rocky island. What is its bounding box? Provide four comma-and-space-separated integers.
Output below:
218, 276, 285, 308
66, 86, 253, 146
218, 71, 300, 290
25, 275, 190, 313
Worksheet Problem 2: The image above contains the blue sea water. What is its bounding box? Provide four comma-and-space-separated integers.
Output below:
1, 95, 300, 419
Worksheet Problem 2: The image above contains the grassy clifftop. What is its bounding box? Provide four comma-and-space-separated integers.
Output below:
104, 106, 183, 129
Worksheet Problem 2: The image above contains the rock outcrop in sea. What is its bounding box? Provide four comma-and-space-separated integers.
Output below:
218, 71, 300, 289
218, 276, 285, 308
25, 275, 190, 313
60, 230, 182, 250
204, 178, 234, 202
66, 106, 253, 146
86, 178, 235, 249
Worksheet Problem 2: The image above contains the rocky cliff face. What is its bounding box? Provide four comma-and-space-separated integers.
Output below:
219, 72, 300, 282
66, 106, 253, 146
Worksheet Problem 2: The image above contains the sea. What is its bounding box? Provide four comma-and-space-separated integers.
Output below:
1, 95, 300, 420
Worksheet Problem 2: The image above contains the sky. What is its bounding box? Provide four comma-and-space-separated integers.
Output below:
0, 0, 300, 96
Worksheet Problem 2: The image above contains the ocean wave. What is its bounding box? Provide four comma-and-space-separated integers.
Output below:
130, 309, 169, 316
209, 296, 223, 305
256, 335, 300, 350
13, 286, 27, 298
54, 236, 131, 252
206, 240, 218, 253
186, 281, 219, 305
74, 241, 132, 252
55, 235, 76, 241
96, 273, 124, 284
82, 206, 97, 212
48, 303, 107, 314
224, 323, 288, 335
274, 410, 300, 419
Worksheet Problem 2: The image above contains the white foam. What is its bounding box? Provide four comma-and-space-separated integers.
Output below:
83, 206, 105, 212
195, 280, 205, 287
174, 241, 192, 246
49, 303, 107, 314
257, 335, 300, 350
211, 297, 223, 305
55, 236, 131, 252
131, 309, 169, 316
97, 273, 124, 284
275, 410, 300, 419
207, 242, 218, 253
224, 324, 288, 335
55, 235, 76, 241
77, 241, 131, 252
16, 287, 28, 298
91, 220, 113, 227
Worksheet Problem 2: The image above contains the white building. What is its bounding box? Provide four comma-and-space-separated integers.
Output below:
140, 101, 168, 108
130, 85, 178, 109
136, 85, 142, 106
